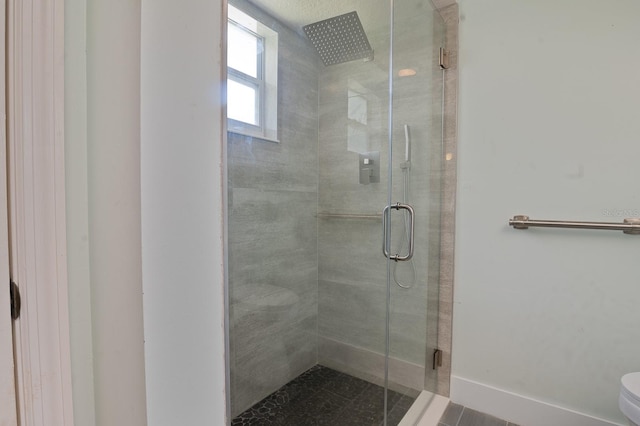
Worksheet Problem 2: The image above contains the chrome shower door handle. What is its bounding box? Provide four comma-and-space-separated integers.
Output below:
382, 202, 415, 261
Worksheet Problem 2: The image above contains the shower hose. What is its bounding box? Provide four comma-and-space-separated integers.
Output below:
393, 163, 416, 289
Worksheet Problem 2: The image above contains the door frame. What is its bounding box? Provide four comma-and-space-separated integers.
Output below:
0, 0, 18, 422
6, 0, 74, 424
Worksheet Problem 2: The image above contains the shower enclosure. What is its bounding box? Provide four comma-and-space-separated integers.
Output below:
226, 0, 446, 423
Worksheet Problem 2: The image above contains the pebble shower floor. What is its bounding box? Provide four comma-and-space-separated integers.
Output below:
232, 365, 416, 425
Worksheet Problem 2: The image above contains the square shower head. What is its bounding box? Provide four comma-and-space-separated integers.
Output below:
303, 11, 374, 66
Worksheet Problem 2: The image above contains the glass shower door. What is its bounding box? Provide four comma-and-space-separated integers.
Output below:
226, 0, 446, 424
387, 1, 446, 402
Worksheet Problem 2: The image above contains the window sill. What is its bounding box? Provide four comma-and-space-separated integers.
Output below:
227, 129, 280, 144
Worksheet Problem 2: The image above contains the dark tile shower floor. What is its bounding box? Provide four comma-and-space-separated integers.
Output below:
232, 365, 416, 426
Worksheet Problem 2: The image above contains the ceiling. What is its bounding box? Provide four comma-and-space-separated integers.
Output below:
247, 0, 456, 35
248, 0, 389, 34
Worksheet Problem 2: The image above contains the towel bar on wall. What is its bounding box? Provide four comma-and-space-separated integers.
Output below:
509, 215, 640, 235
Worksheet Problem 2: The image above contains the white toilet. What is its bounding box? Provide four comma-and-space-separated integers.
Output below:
620, 372, 640, 425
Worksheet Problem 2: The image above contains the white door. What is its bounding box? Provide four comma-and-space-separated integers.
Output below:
0, 0, 18, 422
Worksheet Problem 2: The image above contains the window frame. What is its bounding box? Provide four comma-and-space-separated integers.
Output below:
226, 5, 278, 142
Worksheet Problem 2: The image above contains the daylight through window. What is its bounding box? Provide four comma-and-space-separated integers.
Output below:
227, 5, 278, 141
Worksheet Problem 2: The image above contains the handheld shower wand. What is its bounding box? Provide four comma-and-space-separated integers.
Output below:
394, 124, 416, 289
401, 125, 411, 170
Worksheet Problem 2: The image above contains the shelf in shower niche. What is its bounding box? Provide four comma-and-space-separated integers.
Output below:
316, 212, 381, 220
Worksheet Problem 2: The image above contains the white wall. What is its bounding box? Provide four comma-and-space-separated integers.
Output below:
66, 0, 148, 424
454, 0, 640, 424
66, 0, 228, 424
64, 0, 96, 423
140, 0, 227, 424
86, 0, 148, 425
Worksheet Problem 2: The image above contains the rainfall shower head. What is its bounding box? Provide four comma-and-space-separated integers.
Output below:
303, 11, 374, 66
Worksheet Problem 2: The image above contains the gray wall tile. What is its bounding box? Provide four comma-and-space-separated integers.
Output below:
228, 0, 458, 416
436, 2, 459, 397
228, 1, 320, 416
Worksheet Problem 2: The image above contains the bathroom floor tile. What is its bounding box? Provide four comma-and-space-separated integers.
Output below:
456, 407, 508, 426
439, 402, 464, 426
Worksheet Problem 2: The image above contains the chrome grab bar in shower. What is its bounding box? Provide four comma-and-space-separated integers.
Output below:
382, 203, 415, 261
509, 215, 640, 235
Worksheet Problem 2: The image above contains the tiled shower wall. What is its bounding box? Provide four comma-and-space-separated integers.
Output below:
436, 3, 458, 397
228, 0, 458, 417
227, 0, 320, 416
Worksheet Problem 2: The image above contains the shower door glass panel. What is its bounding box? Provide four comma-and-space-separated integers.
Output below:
388, 4, 446, 396
226, 0, 445, 424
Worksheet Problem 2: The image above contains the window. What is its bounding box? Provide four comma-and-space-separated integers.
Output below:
227, 5, 278, 141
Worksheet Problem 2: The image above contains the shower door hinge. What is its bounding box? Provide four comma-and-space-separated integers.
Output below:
10, 281, 21, 320
433, 348, 443, 369
439, 48, 450, 70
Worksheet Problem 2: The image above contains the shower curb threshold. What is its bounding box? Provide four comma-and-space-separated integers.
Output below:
400, 390, 449, 426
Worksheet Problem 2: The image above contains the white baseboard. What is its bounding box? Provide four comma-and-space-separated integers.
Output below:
450, 376, 624, 426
